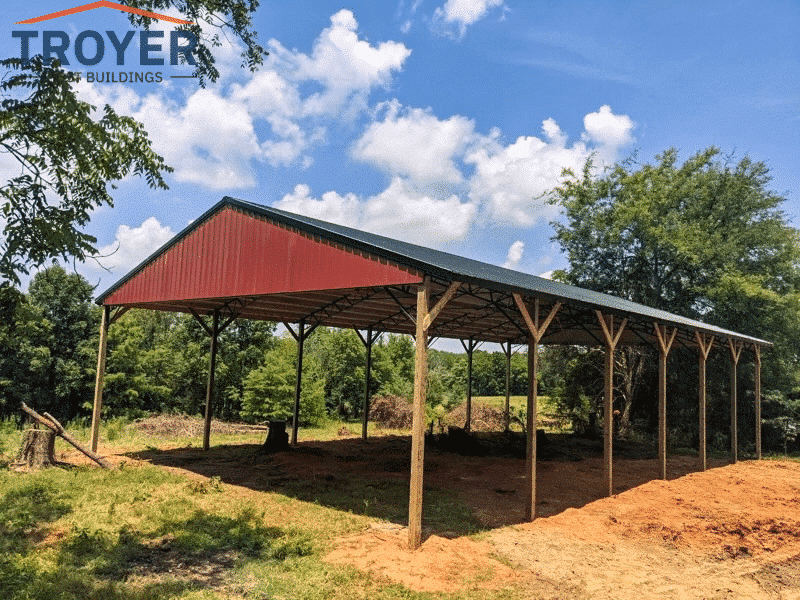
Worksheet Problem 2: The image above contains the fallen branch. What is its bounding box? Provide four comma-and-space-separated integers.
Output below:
20, 403, 115, 470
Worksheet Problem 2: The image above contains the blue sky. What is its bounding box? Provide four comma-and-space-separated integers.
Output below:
3, 0, 799, 300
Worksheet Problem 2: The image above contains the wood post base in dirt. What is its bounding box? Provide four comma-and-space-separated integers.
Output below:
16, 429, 56, 468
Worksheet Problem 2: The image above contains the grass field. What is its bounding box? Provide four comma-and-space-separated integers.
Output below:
0, 415, 518, 600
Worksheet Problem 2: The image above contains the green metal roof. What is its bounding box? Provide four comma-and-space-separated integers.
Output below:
97, 196, 771, 348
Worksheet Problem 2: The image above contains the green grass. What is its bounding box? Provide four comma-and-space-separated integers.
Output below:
0, 419, 524, 600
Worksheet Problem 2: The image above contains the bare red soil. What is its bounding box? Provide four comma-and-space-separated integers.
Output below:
75, 418, 800, 598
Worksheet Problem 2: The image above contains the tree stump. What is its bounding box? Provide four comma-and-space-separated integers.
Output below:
263, 420, 289, 452
16, 429, 56, 468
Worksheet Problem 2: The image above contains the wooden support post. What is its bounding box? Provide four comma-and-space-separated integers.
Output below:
526, 335, 538, 520
406, 279, 460, 550
461, 338, 478, 432
755, 345, 762, 460
202, 308, 220, 451
362, 327, 374, 440
603, 344, 614, 493
513, 294, 561, 520
729, 338, 743, 463
695, 331, 713, 471
596, 311, 627, 497
409, 279, 430, 550
654, 323, 677, 480
504, 341, 512, 432
90, 305, 111, 453
292, 319, 306, 446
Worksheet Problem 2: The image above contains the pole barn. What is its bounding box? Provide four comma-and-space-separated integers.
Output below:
91, 197, 770, 550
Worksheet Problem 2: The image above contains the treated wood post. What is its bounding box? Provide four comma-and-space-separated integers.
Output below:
695, 332, 713, 472
596, 311, 627, 497
461, 338, 477, 432
603, 343, 614, 493
654, 324, 677, 480
202, 309, 220, 451
362, 327, 374, 440
90, 305, 111, 453
504, 341, 512, 432
513, 295, 561, 520
729, 338, 743, 463
292, 319, 306, 446
755, 345, 762, 460
526, 336, 538, 520
409, 278, 430, 550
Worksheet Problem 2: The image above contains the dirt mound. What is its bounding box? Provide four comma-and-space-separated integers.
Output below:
324, 524, 518, 593
368, 395, 413, 429
488, 460, 800, 599
524, 460, 800, 559
447, 401, 508, 431
131, 414, 266, 437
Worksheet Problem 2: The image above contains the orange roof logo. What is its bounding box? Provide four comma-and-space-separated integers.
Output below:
16, 1, 192, 25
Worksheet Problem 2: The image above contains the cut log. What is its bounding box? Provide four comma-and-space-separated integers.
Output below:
20, 403, 115, 470
16, 429, 56, 468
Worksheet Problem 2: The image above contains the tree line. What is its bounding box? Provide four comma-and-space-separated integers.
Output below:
0, 266, 530, 427
1, 148, 798, 455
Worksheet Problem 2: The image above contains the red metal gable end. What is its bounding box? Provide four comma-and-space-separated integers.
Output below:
102, 207, 422, 305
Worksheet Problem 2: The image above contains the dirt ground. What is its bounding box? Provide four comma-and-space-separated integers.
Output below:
76, 420, 800, 598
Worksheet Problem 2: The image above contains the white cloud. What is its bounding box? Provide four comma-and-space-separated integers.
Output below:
265, 10, 411, 120
465, 124, 586, 226
582, 104, 635, 148
92, 217, 175, 272
502, 240, 524, 270
433, 0, 506, 38
277, 184, 362, 227
73, 10, 410, 187
275, 177, 477, 247
466, 106, 635, 226
363, 177, 476, 243
351, 102, 476, 184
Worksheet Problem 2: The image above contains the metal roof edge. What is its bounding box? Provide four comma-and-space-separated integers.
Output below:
94, 197, 772, 348
228, 199, 771, 347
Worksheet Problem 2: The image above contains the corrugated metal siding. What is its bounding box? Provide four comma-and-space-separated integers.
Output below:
103, 207, 421, 305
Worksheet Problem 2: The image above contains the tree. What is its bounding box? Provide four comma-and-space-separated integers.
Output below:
124, 0, 266, 86
0, 1, 266, 287
242, 337, 326, 426
0, 266, 99, 421
0, 57, 172, 287
549, 147, 800, 443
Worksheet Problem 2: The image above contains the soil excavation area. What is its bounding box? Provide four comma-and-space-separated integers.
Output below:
88, 423, 800, 598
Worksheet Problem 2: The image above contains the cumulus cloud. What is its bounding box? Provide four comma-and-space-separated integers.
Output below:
275, 177, 476, 247
433, 0, 506, 38
92, 217, 175, 272
73, 10, 410, 187
582, 104, 635, 148
352, 102, 476, 184
280, 102, 635, 235
466, 106, 635, 226
465, 123, 585, 226
502, 240, 524, 270
276, 184, 362, 228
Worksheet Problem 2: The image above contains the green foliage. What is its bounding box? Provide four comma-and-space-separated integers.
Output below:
549, 147, 800, 445
0, 266, 98, 421
0, 57, 171, 286
1, 2, 267, 286
242, 337, 326, 426
123, 0, 267, 86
